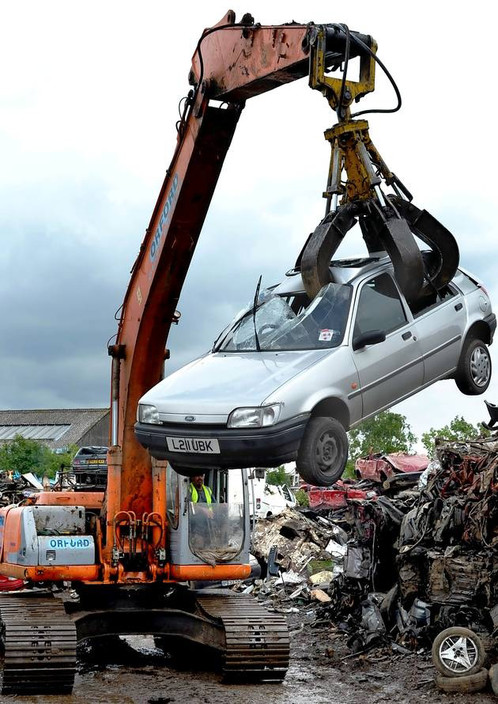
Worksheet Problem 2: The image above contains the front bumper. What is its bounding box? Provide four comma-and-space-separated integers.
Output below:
134, 414, 309, 470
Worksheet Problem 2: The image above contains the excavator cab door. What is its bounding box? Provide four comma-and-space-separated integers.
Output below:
167, 468, 251, 576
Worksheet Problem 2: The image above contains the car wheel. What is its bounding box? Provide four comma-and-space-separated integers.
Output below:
434, 668, 488, 693
432, 627, 485, 678
296, 417, 348, 487
455, 338, 491, 395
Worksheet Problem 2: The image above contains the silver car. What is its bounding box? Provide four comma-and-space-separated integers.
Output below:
135, 256, 495, 486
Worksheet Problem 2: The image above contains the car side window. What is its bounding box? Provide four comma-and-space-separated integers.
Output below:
408, 284, 456, 317
354, 273, 407, 337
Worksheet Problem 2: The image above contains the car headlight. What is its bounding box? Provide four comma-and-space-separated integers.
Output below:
138, 404, 161, 424
228, 404, 281, 428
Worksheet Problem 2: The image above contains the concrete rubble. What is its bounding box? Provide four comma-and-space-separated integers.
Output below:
245, 437, 498, 659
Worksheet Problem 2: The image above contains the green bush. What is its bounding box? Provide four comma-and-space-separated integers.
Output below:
294, 488, 309, 507
265, 465, 292, 486
0, 436, 78, 479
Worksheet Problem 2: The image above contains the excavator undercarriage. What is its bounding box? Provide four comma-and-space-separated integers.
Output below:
0, 586, 289, 694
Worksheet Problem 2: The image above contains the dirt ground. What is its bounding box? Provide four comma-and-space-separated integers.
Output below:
2, 611, 497, 704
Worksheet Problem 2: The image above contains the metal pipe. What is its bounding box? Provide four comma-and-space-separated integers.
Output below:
374, 185, 386, 208
111, 357, 120, 446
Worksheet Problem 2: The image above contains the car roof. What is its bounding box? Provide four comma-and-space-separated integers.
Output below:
75, 446, 108, 455
274, 255, 390, 295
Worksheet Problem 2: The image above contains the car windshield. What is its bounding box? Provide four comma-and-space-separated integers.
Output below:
214, 282, 352, 352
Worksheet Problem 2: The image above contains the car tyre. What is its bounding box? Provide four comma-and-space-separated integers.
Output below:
455, 338, 491, 395
296, 417, 348, 487
489, 663, 498, 695
432, 627, 485, 678
434, 668, 488, 694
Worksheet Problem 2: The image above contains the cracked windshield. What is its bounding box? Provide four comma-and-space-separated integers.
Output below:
215, 282, 352, 352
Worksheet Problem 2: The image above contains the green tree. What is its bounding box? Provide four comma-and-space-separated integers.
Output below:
421, 416, 489, 458
43, 445, 79, 479
265, 465, 292, 486
346, 411, 416, 476
0, 436, 78, 479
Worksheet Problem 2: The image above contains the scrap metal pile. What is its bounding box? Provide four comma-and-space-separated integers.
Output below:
250, 437, 498, 655
0, 471, 43, 505
397, 436, 498, 640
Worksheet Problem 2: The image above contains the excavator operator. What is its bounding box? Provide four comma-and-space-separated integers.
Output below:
189, 474, 217, 549
189, 474, 216, 505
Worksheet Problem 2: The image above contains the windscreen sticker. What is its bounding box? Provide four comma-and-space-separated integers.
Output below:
319, 329, 334, 342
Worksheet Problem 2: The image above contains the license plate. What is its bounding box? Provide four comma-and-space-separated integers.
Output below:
88, 459, 106, 464
166, 437, 220, 454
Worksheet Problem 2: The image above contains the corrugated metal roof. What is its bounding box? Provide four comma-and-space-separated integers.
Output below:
0, 425, 71, 441
0, 409, 109, 449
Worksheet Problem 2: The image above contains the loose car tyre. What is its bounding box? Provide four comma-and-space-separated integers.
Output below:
434, 668, 488, 694
488, 663, 498, 696
296, 417, 348, 487
455, 338, 492, 395
432, 627, 485, 678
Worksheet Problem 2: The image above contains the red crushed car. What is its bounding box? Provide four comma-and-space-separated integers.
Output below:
355, 452, 429, 483
0, 575, 24, 591
307, 480, 377, 509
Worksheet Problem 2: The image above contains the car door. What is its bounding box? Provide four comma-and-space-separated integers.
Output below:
351, 272, 424, 418
408, 284, 466, 383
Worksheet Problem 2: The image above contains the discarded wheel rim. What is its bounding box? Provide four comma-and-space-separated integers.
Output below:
434, 629, 482, 675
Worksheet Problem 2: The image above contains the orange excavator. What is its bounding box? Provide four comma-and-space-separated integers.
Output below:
0, 11, 459, 694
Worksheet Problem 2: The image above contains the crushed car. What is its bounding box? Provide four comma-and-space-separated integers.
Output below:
135, 256, 495, 487
355, 452, 429, 491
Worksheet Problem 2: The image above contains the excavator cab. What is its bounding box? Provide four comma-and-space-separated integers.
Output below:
167, 468, 251, 580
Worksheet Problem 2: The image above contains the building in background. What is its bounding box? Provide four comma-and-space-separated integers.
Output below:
0, 409, 110, 451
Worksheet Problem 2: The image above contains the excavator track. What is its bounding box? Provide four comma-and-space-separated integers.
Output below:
195, 591, 289, 681
0, 594, 76, 695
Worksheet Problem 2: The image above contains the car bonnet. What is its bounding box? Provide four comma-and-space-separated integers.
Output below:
139, 349, 330, 418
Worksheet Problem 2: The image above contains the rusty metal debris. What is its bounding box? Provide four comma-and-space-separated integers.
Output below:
0, 471, 42, 506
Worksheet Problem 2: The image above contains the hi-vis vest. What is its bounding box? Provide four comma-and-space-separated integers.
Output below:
189, 484, 213, 504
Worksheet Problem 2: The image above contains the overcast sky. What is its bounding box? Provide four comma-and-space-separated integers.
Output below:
1, 0, 496, 448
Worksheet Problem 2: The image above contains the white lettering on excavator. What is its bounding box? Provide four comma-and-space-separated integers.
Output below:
48, 538, 91, 549
150, 173, 180, 261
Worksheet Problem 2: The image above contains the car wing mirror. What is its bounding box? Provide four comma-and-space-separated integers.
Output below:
352, 329, 386, 351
